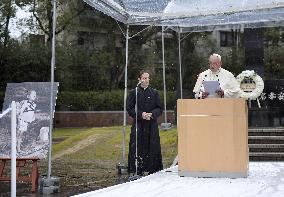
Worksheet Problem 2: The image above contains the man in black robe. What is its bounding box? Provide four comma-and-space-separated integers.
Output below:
127, 70, 163, 175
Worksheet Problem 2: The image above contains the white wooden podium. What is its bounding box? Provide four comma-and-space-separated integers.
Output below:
177, 99, 248, 178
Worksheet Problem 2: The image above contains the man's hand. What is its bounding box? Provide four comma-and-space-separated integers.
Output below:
202, 91, 209, 99
215, 89, 224, 98
142, 112, 147, 119
142, 112, 152, 120
146, 113, 152, 120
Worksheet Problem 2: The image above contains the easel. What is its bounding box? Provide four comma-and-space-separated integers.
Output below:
0, 157, 39, 192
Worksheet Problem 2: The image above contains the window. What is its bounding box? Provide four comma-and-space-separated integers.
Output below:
78, 31, 87, 45
220, 31, 237, 47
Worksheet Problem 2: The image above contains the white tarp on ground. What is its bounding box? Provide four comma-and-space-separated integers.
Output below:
73, 162, 284, 197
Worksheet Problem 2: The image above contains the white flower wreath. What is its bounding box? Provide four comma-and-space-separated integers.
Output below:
236, 70, 264, 100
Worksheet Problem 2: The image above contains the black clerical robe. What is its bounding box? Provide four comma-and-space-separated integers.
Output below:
126, 86, 163, 174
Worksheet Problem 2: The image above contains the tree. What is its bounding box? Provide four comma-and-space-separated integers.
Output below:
0, 0, 33, 46
0, 0, 16, 47
0, 40, 50, 90
264, 27, 281, 47
28, 0, 85, 42
263, 27, 284, 79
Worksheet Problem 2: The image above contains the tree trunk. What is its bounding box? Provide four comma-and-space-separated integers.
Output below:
3, 0, 13, 47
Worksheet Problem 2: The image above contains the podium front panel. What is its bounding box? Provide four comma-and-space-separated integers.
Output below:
178, 99, 248, 178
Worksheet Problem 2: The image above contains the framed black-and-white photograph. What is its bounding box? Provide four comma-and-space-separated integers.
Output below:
0, 82, 59, 159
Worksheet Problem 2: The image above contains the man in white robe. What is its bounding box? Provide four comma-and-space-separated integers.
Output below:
193, 53, 240, 99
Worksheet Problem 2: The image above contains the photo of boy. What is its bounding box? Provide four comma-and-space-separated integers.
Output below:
17, 90, 37, 153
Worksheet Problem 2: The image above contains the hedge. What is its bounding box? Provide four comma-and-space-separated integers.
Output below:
56, 90, 176, 111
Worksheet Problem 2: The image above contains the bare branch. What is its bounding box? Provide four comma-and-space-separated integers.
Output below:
31, 0, 49, 35
56, 7, 85, 35
0, 21, 7, 29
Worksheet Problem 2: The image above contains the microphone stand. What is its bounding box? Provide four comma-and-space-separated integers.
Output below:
129, 81, 142, 181
135, 82, 138, 175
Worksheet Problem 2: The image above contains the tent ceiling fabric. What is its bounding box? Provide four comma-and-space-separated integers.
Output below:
83, 0, 284, 31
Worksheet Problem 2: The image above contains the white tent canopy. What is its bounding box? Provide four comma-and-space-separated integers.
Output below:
83, 0, 284, 31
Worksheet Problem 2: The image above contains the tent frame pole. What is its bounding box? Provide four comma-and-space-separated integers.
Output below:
122, 25, 129, 165
178, 28, 183, 99
47, 0, 57, 180
162, 26, 167, 123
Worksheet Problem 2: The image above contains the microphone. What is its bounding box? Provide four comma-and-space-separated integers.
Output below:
137, 80, 144, 86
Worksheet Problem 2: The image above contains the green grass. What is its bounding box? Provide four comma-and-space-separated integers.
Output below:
67, 128, 128, 163
33, 126, 179, 195
160, 127, 178, 167
52, 128, 89, 138
52, 128, 96, 154
52, 126, 178, 168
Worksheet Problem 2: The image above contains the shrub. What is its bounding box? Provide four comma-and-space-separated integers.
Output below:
56, 90, 176, 111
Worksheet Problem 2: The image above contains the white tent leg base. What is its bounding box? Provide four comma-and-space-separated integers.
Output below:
117, 163, 128, 175
39, 176, 60, 194
160, 123, 172, 131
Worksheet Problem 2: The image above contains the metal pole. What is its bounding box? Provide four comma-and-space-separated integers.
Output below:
122, 25, 129, 164
11, 101, 16, 197
162, 26, 167, 123
178, 30, 183, 99
135, 86, 138, 175
48, 0, 57, 179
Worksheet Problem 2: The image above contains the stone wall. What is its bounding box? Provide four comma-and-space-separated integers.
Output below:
54, 111, 175, 127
